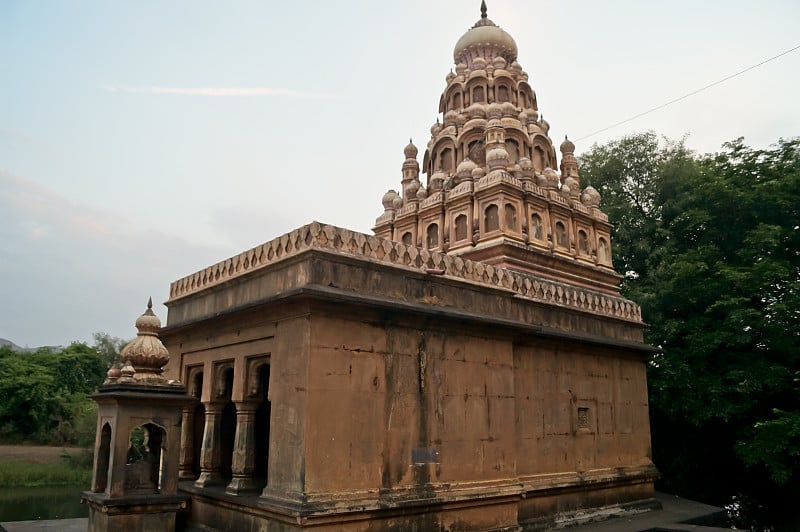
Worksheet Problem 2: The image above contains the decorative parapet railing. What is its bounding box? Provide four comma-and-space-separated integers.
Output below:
476, 170, 523, 191
168, 222, 642, 323
396, 202, 418, 217
419, 191, 444, 209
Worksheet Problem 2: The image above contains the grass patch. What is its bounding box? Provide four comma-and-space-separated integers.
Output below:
0, 456, 92, 487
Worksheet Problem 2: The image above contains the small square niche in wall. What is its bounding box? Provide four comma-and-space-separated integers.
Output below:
577, 407, 590, 430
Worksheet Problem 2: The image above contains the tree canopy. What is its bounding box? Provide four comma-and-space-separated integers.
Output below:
0, 333, 127, 446
580, 133, 800, 530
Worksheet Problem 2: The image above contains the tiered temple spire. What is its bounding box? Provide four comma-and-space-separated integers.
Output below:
374, 2, 617, 293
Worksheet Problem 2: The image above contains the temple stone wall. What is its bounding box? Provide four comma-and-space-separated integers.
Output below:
514, 343, 652, 476
160, 225, 656, 529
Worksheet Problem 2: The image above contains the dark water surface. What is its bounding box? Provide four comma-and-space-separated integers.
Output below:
0, 485, 87, 522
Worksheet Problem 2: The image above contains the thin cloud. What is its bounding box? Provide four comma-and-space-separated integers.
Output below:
0, 168, 228, 347
1, 169, 125, 241
103, 85, 334, 99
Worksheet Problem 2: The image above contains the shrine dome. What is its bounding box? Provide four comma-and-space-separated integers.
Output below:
453, 1, 517, 65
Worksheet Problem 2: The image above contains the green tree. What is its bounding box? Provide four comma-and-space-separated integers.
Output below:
577, 132, 697, 284
0, 346, 58, 440
580, 134, 800, 530
0, 342, 107, 444
92, 332, 128, 368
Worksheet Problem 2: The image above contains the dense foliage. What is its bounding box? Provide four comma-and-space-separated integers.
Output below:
0, 335, 125, 446
580, 133, 800, 530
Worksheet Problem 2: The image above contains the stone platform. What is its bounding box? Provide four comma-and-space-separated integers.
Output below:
0, 493, 736, 531
0, 518, 86, 532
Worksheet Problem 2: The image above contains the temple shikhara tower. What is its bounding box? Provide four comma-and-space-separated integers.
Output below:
374, 2, 616, 295
91, 4, 659, 531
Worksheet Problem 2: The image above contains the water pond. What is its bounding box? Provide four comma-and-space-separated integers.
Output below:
0, 484, 87, 522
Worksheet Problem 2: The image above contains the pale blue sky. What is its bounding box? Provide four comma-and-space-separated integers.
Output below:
1, 1, 798, 347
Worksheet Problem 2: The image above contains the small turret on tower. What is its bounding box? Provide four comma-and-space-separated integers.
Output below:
559, 135, 580, 184
401, 139, 420, 201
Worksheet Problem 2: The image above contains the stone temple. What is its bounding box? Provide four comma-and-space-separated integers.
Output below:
86, 3, 659, 531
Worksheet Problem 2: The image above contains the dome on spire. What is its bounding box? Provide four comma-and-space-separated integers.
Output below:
118, 298, 171, 384
404, 139, 418, 159
539, 114, 551, 134
382, 189, 400, 210
560, 135, 575, 154
581, 186, 601, 207
453, 2, 517, 66
456, 157, 477, 176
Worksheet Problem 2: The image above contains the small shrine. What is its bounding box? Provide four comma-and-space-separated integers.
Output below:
82, 299, 194, 532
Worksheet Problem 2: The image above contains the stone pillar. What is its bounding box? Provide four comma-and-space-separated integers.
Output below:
178, 405, 196, 480
195, 403, 224, 487
226, 401, 260, 494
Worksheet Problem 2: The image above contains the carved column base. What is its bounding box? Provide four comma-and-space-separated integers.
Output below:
194, 471, 224, 488
225, 476, 262, 495
178, 469, 197, 481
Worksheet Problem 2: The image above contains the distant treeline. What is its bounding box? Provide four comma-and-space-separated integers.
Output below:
0, 333, 125, 446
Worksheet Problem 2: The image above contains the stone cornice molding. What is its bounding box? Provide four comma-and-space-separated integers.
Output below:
168, 222, 642, 323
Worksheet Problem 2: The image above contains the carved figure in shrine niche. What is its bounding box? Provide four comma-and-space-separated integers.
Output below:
455, 214, 468, 241
555, 221, 568, 248
598, 238, 609, 263
426, 224, 439, 249
485, 205, 500, 232
531, 214, 543, 240
578, 230, 589, 255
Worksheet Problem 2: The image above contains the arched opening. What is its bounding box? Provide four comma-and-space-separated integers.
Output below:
401, 232, 413, 246
497, 85, 509, 103
219, 367, 236, 480
452, 92, 462, 110
454, 214, 468, 242
125, 423, 165, 494
506, 139, 519, 165
426, 223, 439, 249
484, 205, 499, 232
93, 422, 111, 493
254, 364, 271, 483
468, 140, 486, 166
533, 146, 546, 174
191, 371, 205, 478
598, 238, 609, 263
578, 230, 589, 255
438, 147, 453, 173
531, 214, 544, 241
473, 85, 485, 103
504, 204, 517, 231
555, 221, 568, 248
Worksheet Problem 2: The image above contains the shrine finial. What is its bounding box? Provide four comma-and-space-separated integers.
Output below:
480, 0, 488, 19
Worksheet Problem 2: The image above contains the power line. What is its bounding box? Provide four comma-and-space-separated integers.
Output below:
574, 43, 800, 142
